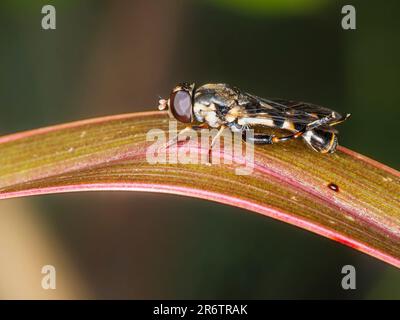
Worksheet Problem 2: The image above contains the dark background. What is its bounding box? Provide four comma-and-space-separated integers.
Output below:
0, 0, 399, 298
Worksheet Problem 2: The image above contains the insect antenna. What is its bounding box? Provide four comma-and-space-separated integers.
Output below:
158, 95, 169, 111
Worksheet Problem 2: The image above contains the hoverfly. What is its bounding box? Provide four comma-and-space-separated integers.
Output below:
158, 83, 350, 153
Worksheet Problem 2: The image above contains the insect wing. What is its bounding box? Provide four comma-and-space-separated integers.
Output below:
240, 93, 341, 128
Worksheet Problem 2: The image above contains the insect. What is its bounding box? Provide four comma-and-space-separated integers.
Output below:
158, 83, 350, 153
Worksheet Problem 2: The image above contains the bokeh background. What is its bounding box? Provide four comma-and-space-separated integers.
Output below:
0, 0, 399, 299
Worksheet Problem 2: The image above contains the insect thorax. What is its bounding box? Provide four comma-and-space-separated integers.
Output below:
193, 84, 243, 129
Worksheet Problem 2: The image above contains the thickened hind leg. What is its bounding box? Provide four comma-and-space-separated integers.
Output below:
242, 131, 273, 144
271, 127, 307, 143
242, 127, 307, 144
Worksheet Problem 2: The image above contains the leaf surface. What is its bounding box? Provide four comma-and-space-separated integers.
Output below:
0, 111, 399, 267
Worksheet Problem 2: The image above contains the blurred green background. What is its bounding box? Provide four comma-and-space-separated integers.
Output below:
0, 0, 399, 299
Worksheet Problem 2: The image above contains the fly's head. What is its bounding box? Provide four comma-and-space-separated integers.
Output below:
158, 82, 195, 124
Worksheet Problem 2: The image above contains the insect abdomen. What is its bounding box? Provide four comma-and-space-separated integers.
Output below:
302, 129, 338, 153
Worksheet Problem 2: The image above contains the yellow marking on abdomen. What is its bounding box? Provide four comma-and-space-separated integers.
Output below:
238, 117, 274, 127
282, 119, 295, 131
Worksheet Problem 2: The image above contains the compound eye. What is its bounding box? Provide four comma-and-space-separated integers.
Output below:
170, 90, 192, 123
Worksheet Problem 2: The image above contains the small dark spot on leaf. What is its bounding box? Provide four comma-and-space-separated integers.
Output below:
328, 183, 339, 192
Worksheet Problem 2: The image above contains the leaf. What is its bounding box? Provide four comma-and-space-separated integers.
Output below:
0, 111, 399, 267
211, 0, 326, 15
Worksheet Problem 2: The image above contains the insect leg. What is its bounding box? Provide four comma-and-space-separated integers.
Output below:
242, 127, 307, 144
164, 126, 191, 149
307, 113, 351, 130
271, 127, 307, 143
207, 125, 226, 164
164, 124, 208, 148
242, 131, 273, 144
328, 113, 351, 126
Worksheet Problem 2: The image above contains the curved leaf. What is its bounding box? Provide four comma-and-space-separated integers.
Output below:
0, 111, 399, 267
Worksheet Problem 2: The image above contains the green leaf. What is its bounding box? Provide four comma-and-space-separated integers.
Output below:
0, 111, 399, 267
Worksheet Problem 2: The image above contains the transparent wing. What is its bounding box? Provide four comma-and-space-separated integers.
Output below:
239, 92, 344, 129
